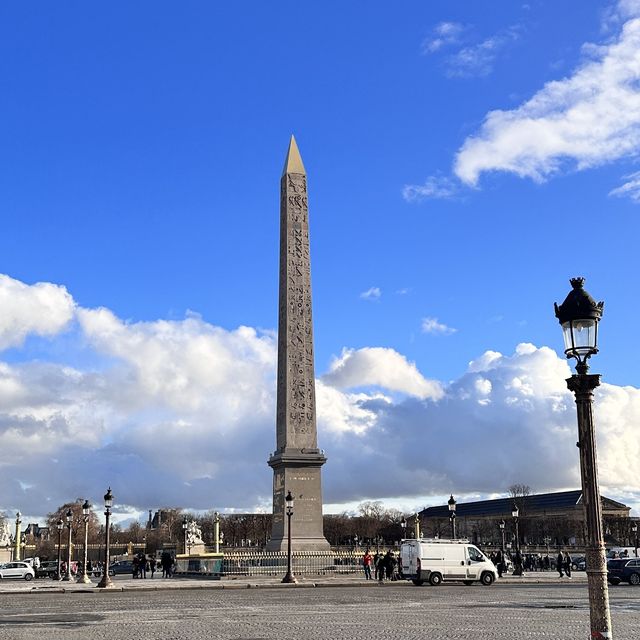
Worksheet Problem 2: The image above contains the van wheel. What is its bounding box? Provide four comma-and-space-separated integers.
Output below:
629, 573, 640, 586
480, 572, 495, 586
429, 572, 442, 586
412, 579, 424, 586
463, 580, 473, 586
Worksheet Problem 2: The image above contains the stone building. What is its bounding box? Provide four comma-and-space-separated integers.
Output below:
419, 490, 634, 548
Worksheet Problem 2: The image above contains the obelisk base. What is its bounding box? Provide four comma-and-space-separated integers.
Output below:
266, 450, 330, 552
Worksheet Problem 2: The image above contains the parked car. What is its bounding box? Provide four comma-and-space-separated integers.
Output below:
608, 558, 640, 585
0, 561, 35, 580
108, 560, 134, 576
35, 560, 59, 579
571, 555, 586, 571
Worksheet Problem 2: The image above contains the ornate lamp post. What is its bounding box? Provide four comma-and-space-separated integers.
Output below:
448, 495, 457, 540
555, 276, 611, 639
77, 500, 92, 583
499, 519, 506, 555
56, 519, 64, 580
13, 512, 22, 561
632, 523, 638, 558
214, 511, 221, 554
414, 513, 421, 540
282, 490, 296, 583
511, 504, 520, 552
182, 516, 188, 555
400, 516, 407, 540
97, 487, 114, 589
63, 508, 73, 581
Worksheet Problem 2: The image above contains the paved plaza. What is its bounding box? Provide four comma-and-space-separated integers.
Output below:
0, 578, 638, 640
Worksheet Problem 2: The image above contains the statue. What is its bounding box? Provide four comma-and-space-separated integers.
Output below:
186, 520, 205, 546
0, 520, 11, 547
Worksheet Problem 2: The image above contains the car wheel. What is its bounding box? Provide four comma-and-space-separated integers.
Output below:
629, 573, 640, 586
429, 572, 442, 586
571, 563, 578, 570
412, 579, 424, 586
481, 572, 495, 586
463, 580, 473, 586
24, 574, 33, 581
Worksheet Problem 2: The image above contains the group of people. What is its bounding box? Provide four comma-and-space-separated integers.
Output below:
362, 549, 399, 581
132, 553, 156, 578
488, 548, 575, 578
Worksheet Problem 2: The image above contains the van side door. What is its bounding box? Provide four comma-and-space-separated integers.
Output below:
466, 546, 485, 579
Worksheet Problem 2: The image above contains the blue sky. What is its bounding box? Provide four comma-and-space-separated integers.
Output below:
1, 1, 639, 522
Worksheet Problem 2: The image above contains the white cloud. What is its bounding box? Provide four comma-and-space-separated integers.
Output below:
454, 15, 640, 187
422, 21, 465, 53
609, 170, 640, 201
359, 287, 381, 301
421, 316, 457, 335
444, 27, 520, 78
0, 275, 75, 349
322, 347, 444, 400
402, 175, 458, 202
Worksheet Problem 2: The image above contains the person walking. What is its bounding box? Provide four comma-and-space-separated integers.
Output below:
557, 550, 564, 577
495, 549, 504, 578
362, 550, 373, 580
563, 551, 572, 578
149, 557, 156, 579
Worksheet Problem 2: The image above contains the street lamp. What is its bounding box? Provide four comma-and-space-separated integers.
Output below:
77, 500, 92, 584
414, 513, 421, 540
97, 487, 114, 588
182, 515, 189, 555
400, 517, 407, 540
56, 519, 64, 580
448, 495, 457, 540
282, 490, 296, 583
14, 512, 22, 561
632, 523, 638, 558
63, 508, 73, 581
214, 511, 221, 554
499, 519, 506, 555
511, 503, 520, 552
555, 276, 611, 639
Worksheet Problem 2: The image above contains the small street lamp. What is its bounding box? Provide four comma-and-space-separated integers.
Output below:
511, 504, 520, 552
182, 515, 189, 555
632, 523, 638, 558
555, 277, 611, 639
63, 508, 73, 581
97, 487, 115, 589
77, 500, 92, 584
400, 517, 407, 540
56, 519, 64, 580
499, 519, 506, 555
14, 512, 22, 561
282, 490, 296, 583
448, 495, 457, 540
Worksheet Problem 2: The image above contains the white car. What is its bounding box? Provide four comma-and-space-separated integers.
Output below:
0, 561, 35, 580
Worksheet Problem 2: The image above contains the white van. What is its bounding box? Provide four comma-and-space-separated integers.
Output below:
400, 538, 497, 586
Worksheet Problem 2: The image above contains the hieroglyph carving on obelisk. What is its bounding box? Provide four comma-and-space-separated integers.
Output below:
266, 136, 330, 551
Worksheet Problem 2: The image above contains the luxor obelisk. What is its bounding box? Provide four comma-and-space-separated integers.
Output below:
266, 136, 330, 551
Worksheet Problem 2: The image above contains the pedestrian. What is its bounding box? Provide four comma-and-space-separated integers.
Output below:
495, 549, 504, 578
563, 551, 572, 578
363, 549, 373, 580
161, 551, 172, 578
557, 551, 564, 577
139, 553, 147, 579
149, 557, 156, 579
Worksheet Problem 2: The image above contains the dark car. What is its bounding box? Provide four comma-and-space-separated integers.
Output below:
607, 558, 640, 585
571, 555, 586, 571
35, 560, 59, 579
108, 560, 134, 576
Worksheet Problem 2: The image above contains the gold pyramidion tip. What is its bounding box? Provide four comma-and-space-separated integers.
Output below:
282, 135, 306, 176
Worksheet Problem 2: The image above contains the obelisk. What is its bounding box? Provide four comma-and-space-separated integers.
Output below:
266, 136, 330, 551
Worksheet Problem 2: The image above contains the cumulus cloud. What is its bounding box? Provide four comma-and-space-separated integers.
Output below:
322, 347, 444, 400
421, 316, 457, 335
0, 274, 639, 519
359, 287, 381, 301
0, 275, 75, 349
454, 13, 640, 188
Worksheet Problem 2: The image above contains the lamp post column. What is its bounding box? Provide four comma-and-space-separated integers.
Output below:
63, 508, 73, 581
78, 500, 91, 583
97, 488, 114, 589
632, 523, 638, 558
56, 519, 63, 580
214, 512, 221, 554
414, 513, 421, 540
282, 491, 296, 583
13, 512, 22, 561
567, 372, 612, 638
448, 495, 457, 540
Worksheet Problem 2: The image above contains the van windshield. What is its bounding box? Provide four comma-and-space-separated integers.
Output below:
467, 547, 484, 562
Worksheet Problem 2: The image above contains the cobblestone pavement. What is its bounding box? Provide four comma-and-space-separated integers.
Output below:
0, 581, 638, 640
